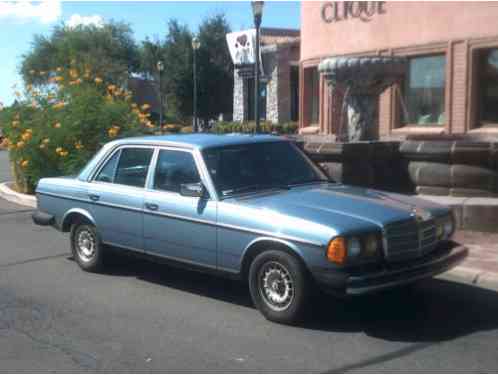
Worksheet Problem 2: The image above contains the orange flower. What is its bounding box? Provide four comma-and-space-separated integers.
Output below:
53, 122, 61, 129
75, 141, 83, 150
54, 76, 64, 82
141, 103, 150, 111
42, 138, 50, 145
11, 120, 20, 128
56, 67, 63, 72
94, 77, 103, 84
16, 141, 25, 149
20, 160, 29, 169
69, 68, 78, 79
21, 132, 32, 142
55, 147, 63, 154
53, 102, 65, 110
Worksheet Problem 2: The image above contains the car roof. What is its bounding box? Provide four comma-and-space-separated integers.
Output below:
113, 133, 288, 150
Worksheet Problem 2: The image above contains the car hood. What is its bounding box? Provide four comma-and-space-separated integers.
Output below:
230, 183, 448, 233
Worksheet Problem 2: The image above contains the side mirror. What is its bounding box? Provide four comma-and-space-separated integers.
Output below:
180, 182, 206, 198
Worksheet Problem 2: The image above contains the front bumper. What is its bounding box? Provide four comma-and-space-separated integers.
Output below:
313, 242, 468, 296
32, 210, 55, 226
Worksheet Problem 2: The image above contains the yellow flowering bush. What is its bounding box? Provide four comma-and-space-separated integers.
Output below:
1, 66, 149, 193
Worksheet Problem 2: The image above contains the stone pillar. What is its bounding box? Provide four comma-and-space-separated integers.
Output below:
233, 69, 244, 123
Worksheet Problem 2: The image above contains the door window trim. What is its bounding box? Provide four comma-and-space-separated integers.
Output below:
89, 145, 156, 190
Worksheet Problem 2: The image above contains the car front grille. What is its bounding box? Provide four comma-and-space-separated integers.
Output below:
383, 218, 438, 262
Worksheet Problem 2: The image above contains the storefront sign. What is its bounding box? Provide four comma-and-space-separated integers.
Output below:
321, 1, 386, 23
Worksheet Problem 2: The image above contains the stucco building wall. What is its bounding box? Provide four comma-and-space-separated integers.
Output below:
300, 1, 498, 139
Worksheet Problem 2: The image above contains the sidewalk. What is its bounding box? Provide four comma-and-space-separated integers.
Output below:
443, 231, 498, 292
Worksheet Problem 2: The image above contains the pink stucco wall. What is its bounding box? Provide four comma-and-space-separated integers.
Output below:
301, 1, 498, 62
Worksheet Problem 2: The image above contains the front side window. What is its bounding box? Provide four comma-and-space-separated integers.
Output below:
202, 141, 327, 197
114, 148, 154, 188
153, 150, 200, 193
478, 48, 498, 125
403, 55, 446, 125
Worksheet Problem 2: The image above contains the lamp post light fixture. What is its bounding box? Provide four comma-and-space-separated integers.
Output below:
252, 1, 264, 134
192, 36, 201, 133
156, 60, 164, 134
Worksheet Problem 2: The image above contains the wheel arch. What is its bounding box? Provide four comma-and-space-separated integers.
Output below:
61, 208, 96, 232
240, 237, 309, 280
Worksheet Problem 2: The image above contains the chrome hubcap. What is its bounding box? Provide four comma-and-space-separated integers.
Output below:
76, 229, 96, 262
259, 261, 294, 311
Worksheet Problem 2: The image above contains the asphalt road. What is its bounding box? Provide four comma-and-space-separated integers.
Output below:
1, 148, 498, 372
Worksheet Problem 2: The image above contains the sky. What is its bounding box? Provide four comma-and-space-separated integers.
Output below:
0, 0, 301, 106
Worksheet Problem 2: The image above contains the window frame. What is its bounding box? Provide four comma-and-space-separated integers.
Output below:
89, 145, 155, 189
149, 147, 203, 195
400, 53, 447, 127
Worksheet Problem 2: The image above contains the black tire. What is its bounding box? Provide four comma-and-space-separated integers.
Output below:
248, 250, 310, 325
70, 223, 104, 272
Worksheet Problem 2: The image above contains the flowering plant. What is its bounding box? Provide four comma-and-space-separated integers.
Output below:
0, 65, 153, 193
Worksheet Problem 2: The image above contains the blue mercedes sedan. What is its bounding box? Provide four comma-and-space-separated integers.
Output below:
33, 134, 468, 324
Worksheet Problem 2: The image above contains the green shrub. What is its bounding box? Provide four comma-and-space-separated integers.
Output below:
1, 66, 151, 193
212, 121, 298, 135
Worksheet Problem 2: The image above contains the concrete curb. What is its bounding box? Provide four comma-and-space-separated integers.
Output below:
440, 266, 498, 292
0, 181, 36, 208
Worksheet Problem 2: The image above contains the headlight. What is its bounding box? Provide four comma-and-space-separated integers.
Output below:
364, 234, 379, 256
327, 234, 380, 265
443, 218, 454, 239
436, 223, 444, 239
348, 237, 362, 257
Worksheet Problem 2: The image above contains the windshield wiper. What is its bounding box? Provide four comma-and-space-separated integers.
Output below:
289, 179, 329, 186
222, 183, 290, 196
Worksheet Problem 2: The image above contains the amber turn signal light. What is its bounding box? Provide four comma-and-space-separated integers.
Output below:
327, 237, 347, 264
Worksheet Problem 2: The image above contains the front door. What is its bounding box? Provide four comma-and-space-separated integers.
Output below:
143, 148, 217, 268
87, 146, 154, 251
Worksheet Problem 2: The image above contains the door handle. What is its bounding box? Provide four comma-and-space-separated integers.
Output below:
89, 194, 100, 202
145, 203, 159, 211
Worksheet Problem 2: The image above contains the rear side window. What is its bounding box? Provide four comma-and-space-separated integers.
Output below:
95, 147, 153, 188
153, 150, 200, 193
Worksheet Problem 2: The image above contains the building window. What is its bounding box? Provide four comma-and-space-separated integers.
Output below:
478, 48, 498, 126
290, 66, 299, 122
309, 67, 320, 124
402, 55, 446, 126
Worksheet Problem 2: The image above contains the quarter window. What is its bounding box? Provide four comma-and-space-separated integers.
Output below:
153, 150, 200, 193
94, 151, 120, 183
402, 55, 446, 125
114, 148, 154, 188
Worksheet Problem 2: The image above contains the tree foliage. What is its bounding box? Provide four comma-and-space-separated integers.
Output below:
196, 14, 233, 122
21, 22, 140, 87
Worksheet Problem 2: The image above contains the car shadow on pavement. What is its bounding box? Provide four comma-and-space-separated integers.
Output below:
99, 249, 498, 343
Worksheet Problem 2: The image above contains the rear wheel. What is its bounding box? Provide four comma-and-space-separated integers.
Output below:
249, 250, 310, 325
71, 222, 104, 272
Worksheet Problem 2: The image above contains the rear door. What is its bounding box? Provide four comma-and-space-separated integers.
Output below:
143, 148, 218, 268
87, 146, 154, 251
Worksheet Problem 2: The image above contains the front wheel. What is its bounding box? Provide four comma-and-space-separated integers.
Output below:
248, 250, 310, 324
70, 223, 104, 272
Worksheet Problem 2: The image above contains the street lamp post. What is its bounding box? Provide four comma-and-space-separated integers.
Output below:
252, 1, 264, 134
156, 60, 164, 134
192, 36, 201, 133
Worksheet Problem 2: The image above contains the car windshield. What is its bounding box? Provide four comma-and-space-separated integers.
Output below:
202, 141, 328, 197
